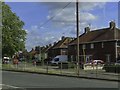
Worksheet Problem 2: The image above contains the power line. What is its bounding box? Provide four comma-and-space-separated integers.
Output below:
38, 2, 72, 29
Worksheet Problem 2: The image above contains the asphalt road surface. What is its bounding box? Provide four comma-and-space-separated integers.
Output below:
2, 71, 119, 89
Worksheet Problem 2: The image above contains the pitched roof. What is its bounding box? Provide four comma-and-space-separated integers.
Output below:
50, 37, 73, 49
69, 27, 120, 45
29, 48, 37, 55
41, 46, 52, 53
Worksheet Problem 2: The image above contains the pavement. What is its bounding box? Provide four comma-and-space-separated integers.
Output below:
2, 63, 120, 82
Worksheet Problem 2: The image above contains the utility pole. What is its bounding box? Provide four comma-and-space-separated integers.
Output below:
114, 22, 118, 62
39, 46, 41, 61
76, 0, 80, 76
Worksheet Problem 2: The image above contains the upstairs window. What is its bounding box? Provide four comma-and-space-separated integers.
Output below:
117, 42, 120, 47
74, 46, 77, 50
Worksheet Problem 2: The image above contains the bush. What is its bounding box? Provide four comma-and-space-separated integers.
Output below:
58, 62, 68, 69
68, 62, 75, 68
104, 64, 120, 73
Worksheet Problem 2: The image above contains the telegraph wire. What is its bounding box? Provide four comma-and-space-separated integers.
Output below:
38, 2, 72, 29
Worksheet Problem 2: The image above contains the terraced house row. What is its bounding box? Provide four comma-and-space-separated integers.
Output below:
32, 21, 120, 63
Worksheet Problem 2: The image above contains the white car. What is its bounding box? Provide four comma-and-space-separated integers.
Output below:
86, 60, 104, 65
2, 57, 10, 64
92, 60, 104, 65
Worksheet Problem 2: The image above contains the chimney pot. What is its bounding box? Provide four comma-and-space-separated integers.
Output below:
54, 42, 56, 45
109, 21, 116, 30
61, 36, 65, 40
49, 44, 52, 46
85, 27, 90, 33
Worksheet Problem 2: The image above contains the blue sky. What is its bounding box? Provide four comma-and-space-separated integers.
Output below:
6, 2, 118, 51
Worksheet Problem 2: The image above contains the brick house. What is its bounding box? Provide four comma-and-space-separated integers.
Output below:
29, 48, 37, 56
47, 36, 74, 59
41, 44, 52, 60
32, 45, 52, 61
68, 21, 120, 63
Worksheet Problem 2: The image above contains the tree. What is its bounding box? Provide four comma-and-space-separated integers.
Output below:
2, 2, 27, 57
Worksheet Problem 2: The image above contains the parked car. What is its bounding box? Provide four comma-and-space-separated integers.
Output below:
92, 60, 104, 65
86, 60, 104, 65
2, 57, 10, 64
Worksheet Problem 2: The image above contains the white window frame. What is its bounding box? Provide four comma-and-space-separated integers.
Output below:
106, 54, 111, 63
102, 42, 104, 48
117, 41, 120, 47
91, 43, 94, 49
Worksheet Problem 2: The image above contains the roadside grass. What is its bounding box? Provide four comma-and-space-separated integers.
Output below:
2, 63, 106, 76
2, 64, 57, 73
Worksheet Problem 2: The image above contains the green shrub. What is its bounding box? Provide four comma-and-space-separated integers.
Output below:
104, 64, 120, 73
68, 62, 75, 68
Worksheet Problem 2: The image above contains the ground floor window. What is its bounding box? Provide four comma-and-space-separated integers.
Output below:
69, 55, 76, 62
79, 55, 92, 63
70, 55, 93, 63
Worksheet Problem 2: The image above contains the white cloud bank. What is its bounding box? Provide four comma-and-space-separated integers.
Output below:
26, 2, 107, 51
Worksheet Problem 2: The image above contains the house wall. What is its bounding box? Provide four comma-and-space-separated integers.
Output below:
41, 53, 48, 61
47, 37, 73, 59
68, 45, 77, 62
53, 49, 61, 57
47, 49, 54, 59
48, 48, 68, 59
117, 40, 120, 60
68, 41, 116, 63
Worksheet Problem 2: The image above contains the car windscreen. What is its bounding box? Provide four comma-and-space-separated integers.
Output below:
54, 58, 59, 62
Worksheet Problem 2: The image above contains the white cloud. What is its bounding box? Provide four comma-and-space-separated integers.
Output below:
31, 25, 38, 30
26, 2, 106, 51
80, 12, 97, 22
46, 2, 103, 28
46, 3, 98, 35
79, 2, 106, 11
25, 25, 61, 51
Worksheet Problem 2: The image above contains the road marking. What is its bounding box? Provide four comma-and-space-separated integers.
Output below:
0, 84, 20, 89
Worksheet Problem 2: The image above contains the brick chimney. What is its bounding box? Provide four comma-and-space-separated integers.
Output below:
61, 36, 65, 40
46, 45, 49, 48
41, 46, 45, 49
49, 44, 52, 47
109, 21, 116, 30
84, 27, 90, 33
54, 42, 56, 45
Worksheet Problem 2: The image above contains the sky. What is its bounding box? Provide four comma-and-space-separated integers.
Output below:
5, 2, 118, 51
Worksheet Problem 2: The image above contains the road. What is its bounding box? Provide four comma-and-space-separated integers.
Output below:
2, 71, 119, 89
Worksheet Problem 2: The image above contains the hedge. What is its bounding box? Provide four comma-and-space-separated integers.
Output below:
104, 64, 120, 73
